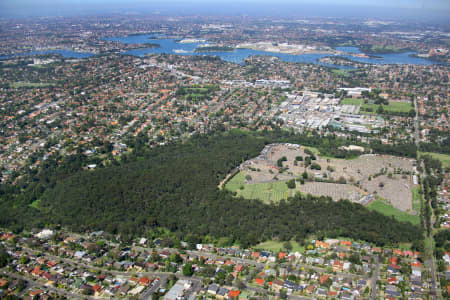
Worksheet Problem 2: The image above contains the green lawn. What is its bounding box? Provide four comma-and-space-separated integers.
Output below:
424, 235, 434, 258
303, 146, 320, 155
366, 199, 420, 225
362, 101, 412, 113
397, 242, 413, 250
11, 82, 53, 88
185, 87, 209, 93
29, 199, 41, 210
225, 171, 293, 203
30, 64, 54, 69
419, 152, 450, 167
254, 240, 304, 253
224, 171, 247, 191
341, 98, 413, 114
341, 98, 362, 106
332, 69, 352, 77
412, 186, 423, 215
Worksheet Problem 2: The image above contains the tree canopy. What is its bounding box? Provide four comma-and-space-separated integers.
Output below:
0, 129, 422, 247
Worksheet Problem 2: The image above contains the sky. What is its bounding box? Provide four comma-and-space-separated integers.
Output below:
1, 0, 449, 22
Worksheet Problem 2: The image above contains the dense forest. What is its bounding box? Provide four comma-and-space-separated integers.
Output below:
419, 137, 450, 155
0, 129, 422, 247
421, 154, 444, 235
434, 229, 450, 257
0, 245, 10, 268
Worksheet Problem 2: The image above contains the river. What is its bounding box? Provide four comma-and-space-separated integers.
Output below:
1, 34, 443, 68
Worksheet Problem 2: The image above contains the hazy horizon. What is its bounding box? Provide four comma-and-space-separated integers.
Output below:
1, 0, 449, 23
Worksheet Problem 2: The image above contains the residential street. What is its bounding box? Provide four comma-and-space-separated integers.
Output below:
1, 269, 96, 299
425, 257, 438, 300
370, 255, 380, 300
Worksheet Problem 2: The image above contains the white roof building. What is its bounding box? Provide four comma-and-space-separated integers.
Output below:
35, 229, 54, 239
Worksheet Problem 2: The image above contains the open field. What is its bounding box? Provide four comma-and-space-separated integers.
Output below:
341, 98, 363, 106
225, 171, 293, 203
331, 69, 352, 77
341, 98, 413, 114
11, 82, 54, 88
254, 240, 304, 253
419, 152, 450, 167
366, 199, 420, 225
412, 186, 423, 214
224, 171, 247, 191
362, 101, 413, 113
397, 243, 413, 250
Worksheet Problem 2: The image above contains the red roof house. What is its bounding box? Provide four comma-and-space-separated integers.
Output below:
229, 290, 241, 298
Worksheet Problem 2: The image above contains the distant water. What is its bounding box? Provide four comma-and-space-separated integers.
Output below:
105, 35, 440, 67
105, 35, 354, 68
0, 49, 94, 60
1, 35, 441, 68
335, 47, 437, 65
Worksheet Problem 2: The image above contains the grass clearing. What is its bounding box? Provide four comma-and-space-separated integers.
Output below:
397, 242, 413, 250
225, 171, 292, 203
254, 240, 304, 253
332, 69, 351, 77
362, 101, 412, 113
419, 152, 450, 167
224, 171, 247, 191
412, 186, 423, 214
30, 64, 55, 69
11, 82, 54, 88
303, 146, 320, 155
367, 199, 420, 225
341, 98, 413, 114
236, 181, 291, 203
341, 98, 362, 106
424, 236, 434, 258
29, 199, 41, 210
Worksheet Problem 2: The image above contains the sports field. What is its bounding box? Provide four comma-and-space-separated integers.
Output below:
366, 199, 420, 225
341, 98, 363, 106
341, 98, 413, 114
